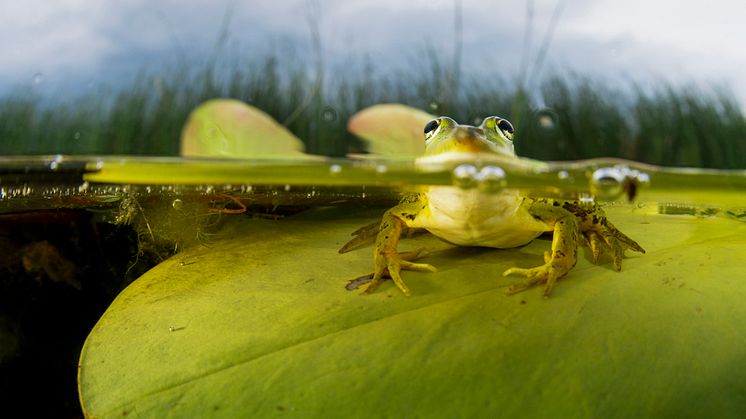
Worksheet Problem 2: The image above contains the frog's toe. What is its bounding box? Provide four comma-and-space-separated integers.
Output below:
360, 249, 438, 296
361, 277, 384, 295
585, 231, 609, 263
503, 265, 558, 297
399, 260, 437, 272
587, 227, 644, 270
398, 247, 430, 262
362, 265, 412, 296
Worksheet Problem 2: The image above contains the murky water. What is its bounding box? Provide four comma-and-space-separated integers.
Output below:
1, 154, 744, 220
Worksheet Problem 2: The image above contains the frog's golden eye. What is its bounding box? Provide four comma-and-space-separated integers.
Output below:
497, 119, 514, 136
424, 119, 439, 135
485, 116, 514, 141
424, 119, 440, 141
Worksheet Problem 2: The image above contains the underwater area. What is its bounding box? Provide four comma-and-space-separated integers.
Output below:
2, 1, 746, 417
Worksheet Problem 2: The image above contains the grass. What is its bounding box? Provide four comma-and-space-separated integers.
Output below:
1, 53, 745, 169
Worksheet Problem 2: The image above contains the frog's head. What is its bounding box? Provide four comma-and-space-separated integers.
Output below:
423, 116, 515, 157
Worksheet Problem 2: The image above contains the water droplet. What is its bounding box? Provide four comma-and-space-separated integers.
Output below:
477, 166, 507, 192
172, 199, 183, 210
375, 164, 388, 174
535, 109, 557, 130
557, 170, 569, 180
452, 164, 479, 189
284, 184, 291, 192
49, 155, 63, 170
322, 107, 337, 122
31, 73, 44, 86
73, 131, 81, 140
329, 164, 342, 174
429, 102, 439, 111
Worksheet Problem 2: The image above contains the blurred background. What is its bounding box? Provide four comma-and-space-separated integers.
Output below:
2, 0, 746, 168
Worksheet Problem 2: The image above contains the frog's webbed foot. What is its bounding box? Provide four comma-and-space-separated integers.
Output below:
503, 202, 582, 298
355, 248, 436, 296
503, 251, 566, 298
584, 221, 645, 271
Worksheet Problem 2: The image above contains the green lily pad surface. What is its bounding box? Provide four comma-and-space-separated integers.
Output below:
79, 205, 746, 417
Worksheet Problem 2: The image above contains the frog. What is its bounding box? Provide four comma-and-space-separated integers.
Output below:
340, 115, 645, 298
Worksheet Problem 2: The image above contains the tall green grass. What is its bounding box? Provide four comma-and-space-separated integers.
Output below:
1, 54, 744, 169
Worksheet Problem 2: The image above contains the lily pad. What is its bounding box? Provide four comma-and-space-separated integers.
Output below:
180, 99, 314, 159
347, 103, 435, 158
78, 205, 746, 417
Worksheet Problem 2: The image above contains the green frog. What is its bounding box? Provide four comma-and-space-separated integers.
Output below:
340, 116, 645, 297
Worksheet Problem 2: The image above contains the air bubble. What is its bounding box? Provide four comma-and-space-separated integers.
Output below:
591, 166, 650, 201
375, 164, 388, 174
557, 170, 569, 180
477, 166, 507, 192
452, 164, 479, 189
329, 164, 342, 174
172, 199, 183, 210
73, 131, 81, 140
590, 167, 624, 200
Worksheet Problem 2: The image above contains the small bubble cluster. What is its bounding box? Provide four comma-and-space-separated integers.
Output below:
452, 164, 507, 192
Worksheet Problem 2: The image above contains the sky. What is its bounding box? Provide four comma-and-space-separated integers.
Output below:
2, 0, 746, 104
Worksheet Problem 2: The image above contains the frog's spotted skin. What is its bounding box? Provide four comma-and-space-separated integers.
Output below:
341, 116, 645, 297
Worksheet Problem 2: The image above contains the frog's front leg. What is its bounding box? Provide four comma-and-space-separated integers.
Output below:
504, 201, 580, 298
364, 194, 436, 296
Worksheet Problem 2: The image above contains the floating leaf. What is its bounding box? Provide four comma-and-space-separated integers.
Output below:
347, 104, 435, 159
180, 99, 314, 159
79, 205, 746, 417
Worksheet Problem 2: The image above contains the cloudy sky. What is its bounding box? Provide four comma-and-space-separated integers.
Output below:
3, 0, 746, 103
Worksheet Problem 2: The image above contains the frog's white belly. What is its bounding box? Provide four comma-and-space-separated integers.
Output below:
414, 187, 548, 248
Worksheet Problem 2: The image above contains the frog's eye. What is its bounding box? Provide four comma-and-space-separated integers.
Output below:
485, 116, 514, 141
497, 119, 514, 136
424, 119, 440, 141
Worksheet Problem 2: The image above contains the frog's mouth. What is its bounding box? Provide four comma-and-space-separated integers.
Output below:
449, 127, 511, 154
